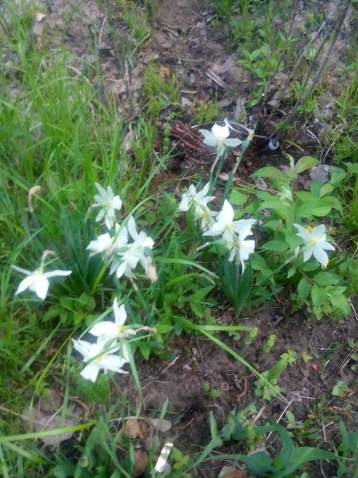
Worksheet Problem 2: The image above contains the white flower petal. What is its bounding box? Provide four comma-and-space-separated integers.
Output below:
203, 222, 225, 236
112, 196, 122, 210
233, 219, 256, 239
113, 299, 127, 327
86, 234, 112, 254
199, 129, 216, 141
312, 246, 329, 268
89, 321, 118, 337
43, 270, 72, 278
311, 224, 326, 240
80, 363, 100, 382
30, 275, 49, 300
197, 182, 210, 199
294, 224, 312, 243
104, 215, 115, 230
15, 275, 36, 295
212, 123, 230, 139
320, 241, 335, 251
94, 183, 107, 198
11, 265, 31, 275
72, 338, 93, 359
302, 248, 313, 262
127, 216, 138, 241
179, 193, 191, 211
116, 261, 127, 279
223, 138, 242, 147
95, 209, 105, 222
220, 200, 234, 224
203, 137, 219, 147
100, 355, 129, 371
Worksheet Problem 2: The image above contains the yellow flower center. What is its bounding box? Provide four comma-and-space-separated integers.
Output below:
307, 239, 316, 247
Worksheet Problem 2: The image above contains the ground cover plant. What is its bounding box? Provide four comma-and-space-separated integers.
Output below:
1, 0, 358, 477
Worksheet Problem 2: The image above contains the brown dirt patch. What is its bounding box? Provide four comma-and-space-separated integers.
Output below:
113, 306, 358, 477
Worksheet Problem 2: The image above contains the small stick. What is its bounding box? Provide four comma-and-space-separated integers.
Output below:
284, 4, 349, 127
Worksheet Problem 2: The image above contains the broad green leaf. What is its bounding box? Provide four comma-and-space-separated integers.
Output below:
302, 262, 320, 272
325, 286, 346, 296
311, 285, 327, 308
188, 285, 214, 301
298, 278, 311, 303
145, 210, 156, 225
285, 410, 296, 426
330, 295, 351, 315
263, 219, 280, 231
172, 447, 183, 462
190, 300, 203, 318
297, 199, 332, 217
138, 342, 150, 360
234, 209, 244, 219
294, 156, 319, 174
258, 201, 294, 222
252, 167, 287, 181
289, 446, 338, 464
295, 191, 312, 201
261, 240, 289, 252
318, 195, 343, 213
255, 191, 276, 201
287, 266, 296, 279
229, 190, 248, 206
332, 381, 349, 397
320, 183, 333, 197
251, 254, 268, 270
310, 180, 321, 198
155, 324, 173, 334
209, 412, 218, 438
330, 166, 347, 184
250, 48, 263, 61
313, 272, 341, 286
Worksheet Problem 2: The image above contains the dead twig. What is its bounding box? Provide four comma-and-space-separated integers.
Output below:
284, 3, 349, 127
169, 120, 204, 150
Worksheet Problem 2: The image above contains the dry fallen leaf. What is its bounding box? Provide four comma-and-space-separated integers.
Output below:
132, 449, 149, 478
149, 418, 172, 433
123, 418, 145, 439
22, 389, 82, 447
310, 164, 329, 184
219, 465, 247, 477
254, 177, 269, 190
181, 96, 192, 107
32, 13, 47, 45
123, 129, 136, 152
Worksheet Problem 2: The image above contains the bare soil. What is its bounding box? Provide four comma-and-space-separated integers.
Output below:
115, 306, 358, 477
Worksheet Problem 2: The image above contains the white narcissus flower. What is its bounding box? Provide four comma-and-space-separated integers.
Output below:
12, 265, 72, 300
199, 122, 242, 153
179, 183, 217, 230
226, 228, 256, 271
113, 216, 154, 279
294, 224, 335, 268
72, 337, 129, 383
203, 200, 256, 243
86, 224, 128, 259
89, 298, 136, 340
93, 183, 122, 230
